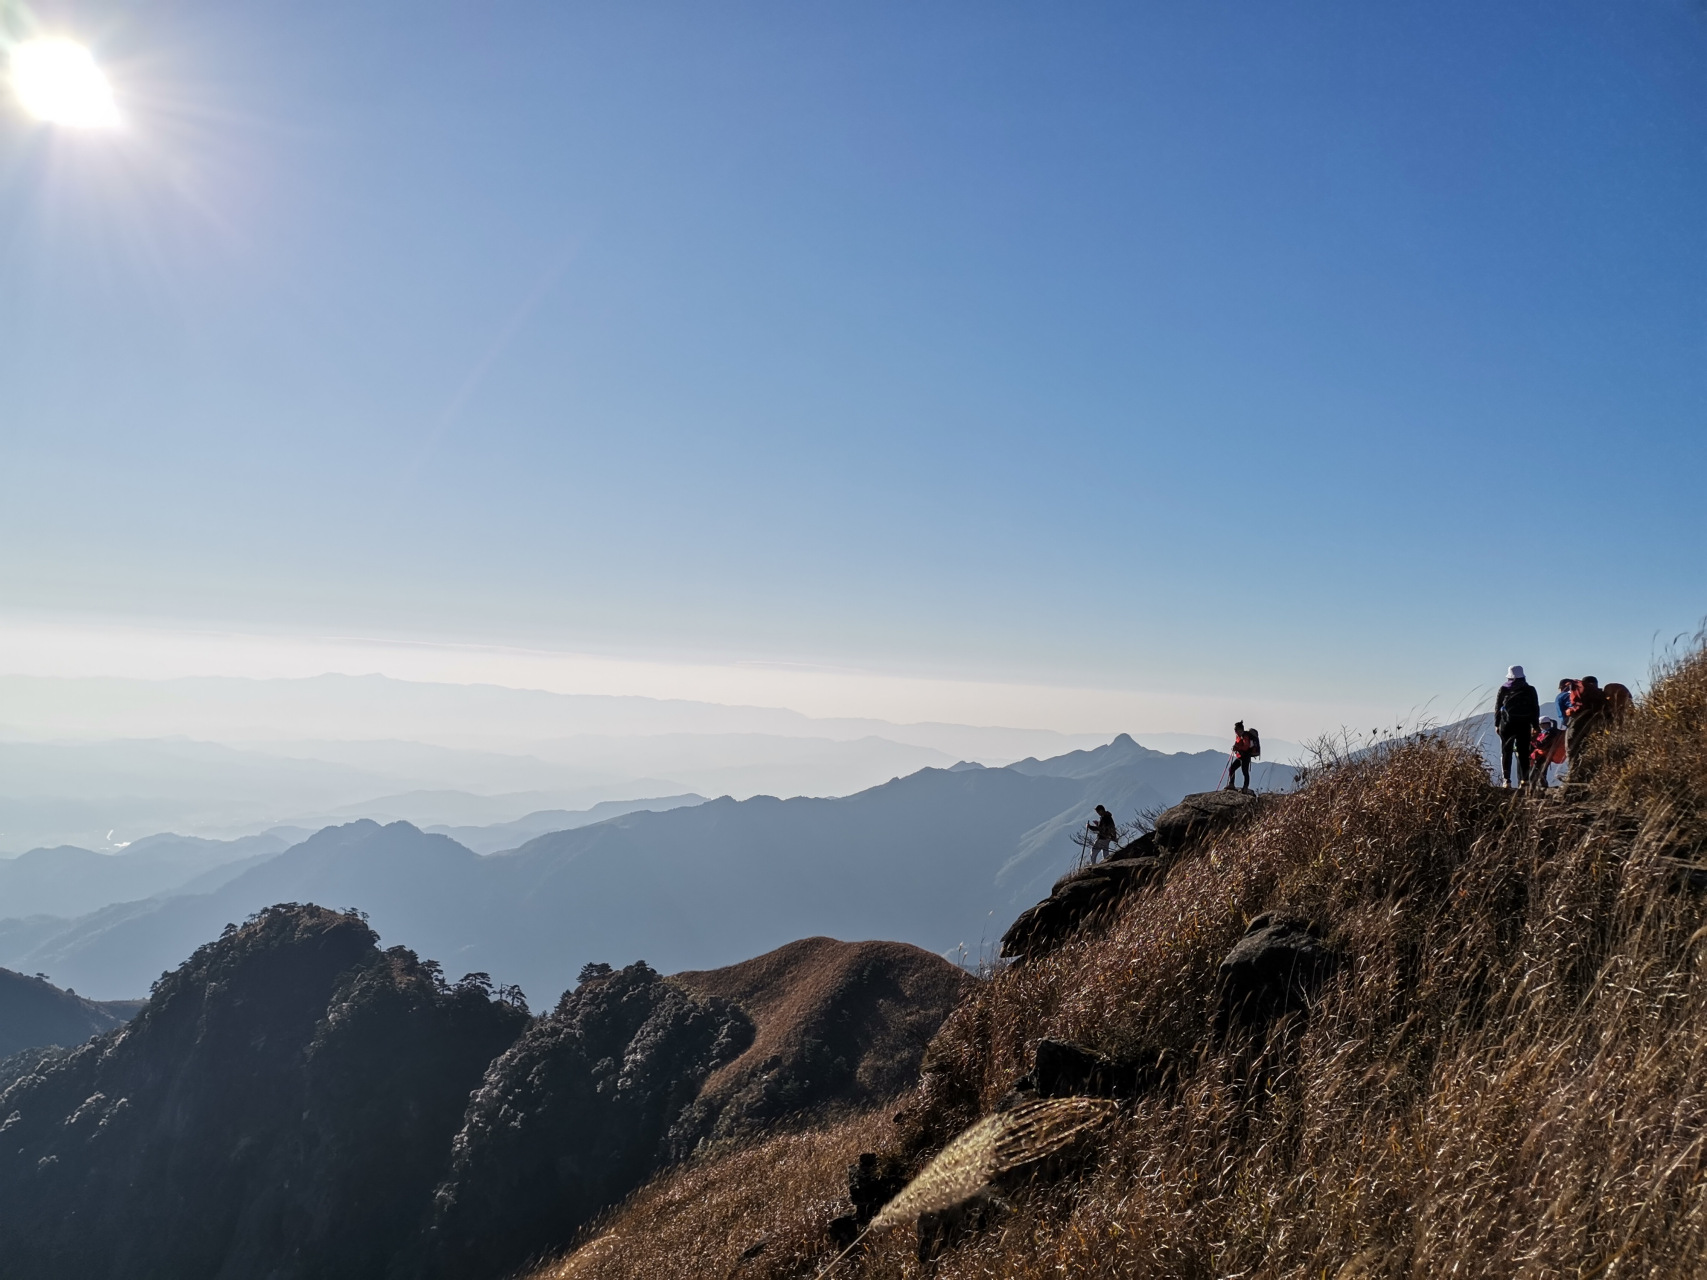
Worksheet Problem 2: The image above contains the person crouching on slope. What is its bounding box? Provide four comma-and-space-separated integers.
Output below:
1225, 722, 1258, 793
1495, 665, 1541, 788
1086, 804, 1117, 861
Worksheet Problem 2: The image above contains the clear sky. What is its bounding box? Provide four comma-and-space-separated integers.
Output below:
1, 1, 1703, 740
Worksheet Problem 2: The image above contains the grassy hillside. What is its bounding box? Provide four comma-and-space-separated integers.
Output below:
537, 640, 1707, 1279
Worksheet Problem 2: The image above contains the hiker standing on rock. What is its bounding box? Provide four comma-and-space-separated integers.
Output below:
1494, 665, 1540, 788
1086, 804, 1117, 860
1224, 722, 1259, 793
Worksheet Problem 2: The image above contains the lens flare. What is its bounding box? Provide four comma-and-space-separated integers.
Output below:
9, 38, 121, 128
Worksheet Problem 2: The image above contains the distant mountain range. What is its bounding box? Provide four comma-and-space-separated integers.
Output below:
1, 673, 1311, 852
423, 794, 706, 853
0, 829, 309, 920
0, 737, 1291, 1001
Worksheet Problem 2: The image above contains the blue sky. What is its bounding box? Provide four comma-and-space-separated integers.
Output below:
1, 1, 1703, 737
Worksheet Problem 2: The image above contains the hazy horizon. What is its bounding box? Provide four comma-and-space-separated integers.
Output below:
0, 668, 1318, 852
3, 2, 1699, 756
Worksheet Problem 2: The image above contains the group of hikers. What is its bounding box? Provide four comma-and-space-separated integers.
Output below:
1495, 665, 1631, 789
1083, 669, 1632, 854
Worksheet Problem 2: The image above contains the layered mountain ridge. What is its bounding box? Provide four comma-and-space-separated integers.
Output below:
1, 735, 1290, 1000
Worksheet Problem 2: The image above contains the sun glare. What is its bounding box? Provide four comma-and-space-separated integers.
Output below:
9, 38, 121, 128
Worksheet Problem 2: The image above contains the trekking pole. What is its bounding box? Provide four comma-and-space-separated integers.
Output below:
1216, 755, 1230, 790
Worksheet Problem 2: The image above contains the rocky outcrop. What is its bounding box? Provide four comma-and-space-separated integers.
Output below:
1001, 1037, 1175, 1103
1216, 912, 1341, 1030
0, 904, 529, 1280
1146, 788, 1264, 856
1002, 791, 1264, 960
413, 962, 754, 1280
1000, 857, 1164, 959
672, 936, 975, 1147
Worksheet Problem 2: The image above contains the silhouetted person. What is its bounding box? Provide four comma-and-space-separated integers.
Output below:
1603, 681, 1634, 728
1086, 804, 1117, 859
1567, 675, 1607, 770
1225, 722, 1257, 793
1494, 665, 1540, 788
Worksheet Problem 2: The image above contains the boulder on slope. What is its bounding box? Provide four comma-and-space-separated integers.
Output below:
1000, 790, 1266, 962
1216, 912, 1341, 1030
1149, 788, 1264, 855
1000, 857, 1164, 960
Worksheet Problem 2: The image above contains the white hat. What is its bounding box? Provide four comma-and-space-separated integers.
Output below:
1507, 665, 1525, 680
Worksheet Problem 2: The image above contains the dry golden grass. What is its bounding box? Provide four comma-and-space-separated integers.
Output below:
528, 1109, 894, 1280
534, 642, 1707, 1280
870, 1098, 1117, 1231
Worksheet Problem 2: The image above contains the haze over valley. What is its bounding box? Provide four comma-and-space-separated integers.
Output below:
0, 4, 1698, 1277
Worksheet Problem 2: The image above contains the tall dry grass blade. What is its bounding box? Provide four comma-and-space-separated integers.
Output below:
869, 1097, 1117, 1230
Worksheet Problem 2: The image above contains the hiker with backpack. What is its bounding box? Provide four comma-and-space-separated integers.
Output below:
1085, 804, 1117, 860
1224, 722, 1260, 793
1494, 665, 1541, 788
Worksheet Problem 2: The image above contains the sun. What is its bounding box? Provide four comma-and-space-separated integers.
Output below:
9, 38, 121, 128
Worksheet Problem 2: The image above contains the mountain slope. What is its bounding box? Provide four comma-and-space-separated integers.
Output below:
0, 738, 1289, 1000
673, 936, 975, 1145
0, 905, 530, 1280
0, 966, 138, 1058
529, 646, 1707, 1280
0, 907, 976, 1279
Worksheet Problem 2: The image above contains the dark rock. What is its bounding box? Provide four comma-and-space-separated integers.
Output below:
1006, 1038, 1172, 1102
1001, 855, 1164, 961
1216, 912, 1341, 1030
412, 961, 753, 1280
848, 1149, 908, 1219
0, 904, 528, 1280
1000, 792, 1263, 964
1659, 857, 1707, 893
827, 1213, 862, 1248
1034, 1039, 1138, 1098
1150, 789, 1263, 856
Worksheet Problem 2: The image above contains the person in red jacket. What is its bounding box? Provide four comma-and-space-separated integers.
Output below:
1225, 722, 1258, 793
